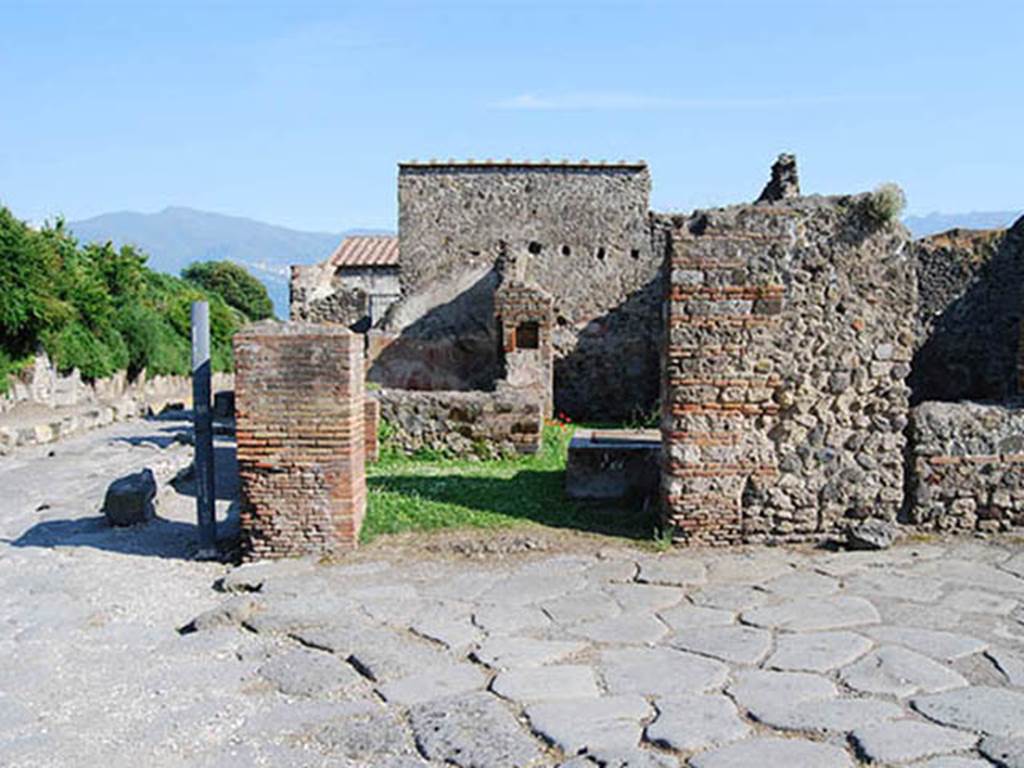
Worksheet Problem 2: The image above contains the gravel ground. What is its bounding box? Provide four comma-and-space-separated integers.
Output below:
1, 417, 1024, 767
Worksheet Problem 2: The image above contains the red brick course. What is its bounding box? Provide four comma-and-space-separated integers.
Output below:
234, 322, 366, 559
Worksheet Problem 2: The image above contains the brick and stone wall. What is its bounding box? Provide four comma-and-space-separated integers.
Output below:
908, 399, 1024, 532
372, 161, 661, 420
659, 194, 916, 545
911, 218, 1024, 403
234, 322, 366, 558
291, 264, 400, 331
375, 386, 543, 458
494, 278, 555, 417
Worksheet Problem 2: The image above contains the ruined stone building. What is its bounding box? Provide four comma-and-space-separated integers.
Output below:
276, 153, 1024, 552
292, 161, 660, 421
291, 235, 401, 332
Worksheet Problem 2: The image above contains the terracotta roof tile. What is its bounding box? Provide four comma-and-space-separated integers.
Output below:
328, 236, 399, 268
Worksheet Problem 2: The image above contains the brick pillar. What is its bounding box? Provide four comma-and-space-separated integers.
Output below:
234, 322, 366, 558
661, 230, 783, 545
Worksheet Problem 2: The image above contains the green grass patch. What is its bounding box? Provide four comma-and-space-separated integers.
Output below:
363, 425, 656, 544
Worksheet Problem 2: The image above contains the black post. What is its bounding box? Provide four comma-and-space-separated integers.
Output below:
191, 301, 217, 557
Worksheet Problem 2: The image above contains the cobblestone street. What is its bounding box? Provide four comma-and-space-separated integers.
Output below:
2, 420, 1024, 767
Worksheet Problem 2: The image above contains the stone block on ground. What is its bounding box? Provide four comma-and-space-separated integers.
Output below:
102, 468, 157, 526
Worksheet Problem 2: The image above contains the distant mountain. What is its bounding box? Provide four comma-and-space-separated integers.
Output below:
904, 210, 1022, 239
69, 206, 391, 317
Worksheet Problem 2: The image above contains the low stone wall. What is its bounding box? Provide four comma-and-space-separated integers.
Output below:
1, 354, 232, 415
375, 386, 543, 458
908, 400, 1024, 532
0, 354, 233, 454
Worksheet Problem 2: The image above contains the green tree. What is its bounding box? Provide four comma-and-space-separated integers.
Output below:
182, 260, 274, 320
0, 205, 241, 390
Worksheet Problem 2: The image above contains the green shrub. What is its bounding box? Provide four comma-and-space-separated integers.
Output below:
182, 260, 274, 320
863, 183, 907, 227
0, 205, 240, 385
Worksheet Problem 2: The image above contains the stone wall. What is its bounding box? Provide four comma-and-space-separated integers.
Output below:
0, 354, 234, 454
378, 161, 661, 420
909, 399, 1024, 532
660, 194, 916, 545
375, 386, 543, 458
234, 322, 366, 558
290, 263, 400, 331
911, 218, 1024, 402
1, 353, 232, 415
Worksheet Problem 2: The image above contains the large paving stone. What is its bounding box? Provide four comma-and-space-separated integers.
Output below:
910, 560, 1024, 595
669, 625, 772, 665
541, 590, 623, 625
567, 613, 668, 645
987, 647, 1024, 687
604, 583, 684, 613
657, 603, 735, 631
912, 686, 1024, 738
410, 604, 481, 650
472, 604, 551, 635
766, 630, 873, 672
257, 648, 364, 697
636, 557, 707, 586
347, 629, 453, 682
573, 746, 678, 767
727, 669, 835, 714
841, 646, 968, 697
408, 692, 544, 768
979, 735, 1024, 768
865, 626, 988, 662
871, 598, 964, 631
750, 697, 903, 733
851, 720, 977, 764
480, 567, 587, 607
491, 665, 599, 701
741, 595, 880, 631
1001, 552, 1024, 580
944, 590, 1018, 616
704, 554, 796, 584
689, 736, 853, 767
473, 636, 586, 669
304, 702, 421, 764
843, 571, 946, 603
644, 694, 749, 752
600, 647, 728, 696
761, 570, 839, 598
526, 695, 651, 754
914, 759, 995, 768
377, 663, 486, 706
688, 584, 775, 611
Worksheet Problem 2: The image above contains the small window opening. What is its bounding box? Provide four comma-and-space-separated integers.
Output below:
630, 248, 640, 260
528, 241, 542, 255
561, 245, 571, 256
516, 321, 540, 349
596, 247, 606, 261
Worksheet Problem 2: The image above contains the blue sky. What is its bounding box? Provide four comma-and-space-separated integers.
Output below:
1, 0, 1021, 232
